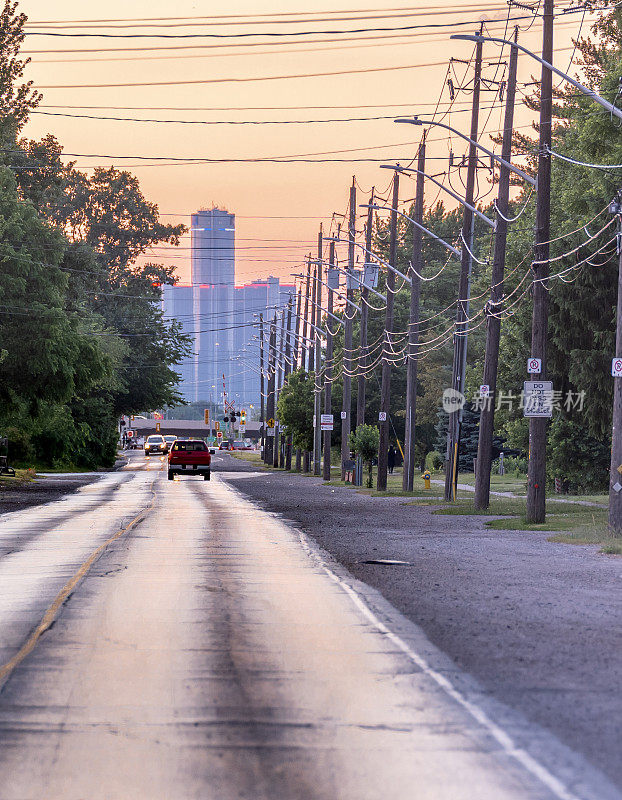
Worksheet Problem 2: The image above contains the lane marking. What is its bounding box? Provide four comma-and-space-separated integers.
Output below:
297, 532, 583, 800
0, 478, 158, 689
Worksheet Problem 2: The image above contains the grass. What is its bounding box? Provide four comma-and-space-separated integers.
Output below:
0, 468, 35, 484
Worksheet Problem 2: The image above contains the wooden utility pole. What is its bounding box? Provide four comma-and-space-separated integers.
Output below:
403, 136, 426, 491
313, 226, 323, 475
341, 178, 357, 479
284, 295, 293, 471
609, 202, 622, 531
264, 316, 276, 465
377, 171, 399, 491
444, 29, 484, 502
357, 188, 374, 428
301, 258, 311, 371
527, 0, 554, 524
475, 27, 520, 510
259, 313, 265, 458
293, 285, 302, 369
323, 240, 336, 481
275, 309, 285, 468
308, 263, 317, 374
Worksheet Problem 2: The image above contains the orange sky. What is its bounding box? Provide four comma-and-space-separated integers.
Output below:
19, 1, 592, 286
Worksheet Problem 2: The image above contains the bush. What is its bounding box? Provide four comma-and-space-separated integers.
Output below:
4, 425, 34, 464
500, 455, 527, 476
425, 450, 444, 471
349, 424, 380, 488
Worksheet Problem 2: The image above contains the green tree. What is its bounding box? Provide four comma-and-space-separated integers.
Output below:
277, 370, 314, 452
348, 424, 380, 488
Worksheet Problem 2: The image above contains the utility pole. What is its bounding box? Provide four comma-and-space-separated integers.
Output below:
301, 258, 311, 372
445, 28, 484, 502
293, 285, 302, 369
357, 188, 374, 428
609, 197, 622, 532
275, 309, 285, 468
313, 226, 323, 475
284, 295, 293, 470
264, 316, 276, 465
475, 27, 519, 510
323, 239, 336, 481
341, 178, 357, 479
259, 313, 265, 458
308, 263, 317, 374
403, 135, 426, 491
377, 171, 399, 491
527, 0, 553, 524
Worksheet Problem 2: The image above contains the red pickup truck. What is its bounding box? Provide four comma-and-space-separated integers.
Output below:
167, 439, 214, 481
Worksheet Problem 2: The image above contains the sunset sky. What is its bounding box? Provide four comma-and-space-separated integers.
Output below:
18, 1, 594, 286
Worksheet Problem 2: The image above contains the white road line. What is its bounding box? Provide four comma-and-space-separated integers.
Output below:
297, 531, 583, 800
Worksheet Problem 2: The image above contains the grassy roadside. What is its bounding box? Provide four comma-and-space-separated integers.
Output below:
0, 468, 35, 485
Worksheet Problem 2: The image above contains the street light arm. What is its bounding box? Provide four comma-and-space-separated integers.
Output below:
363, 203, 461, 258
382, 164, 496, 229
395, 117, 536, 187
326, 235, 412, 285
451, 33, 622, 122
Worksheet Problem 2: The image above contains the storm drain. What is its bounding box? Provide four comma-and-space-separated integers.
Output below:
363, 558, 412, 566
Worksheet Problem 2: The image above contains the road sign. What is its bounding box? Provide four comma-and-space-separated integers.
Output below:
267, 427, 275, 437
612, 358, 622, 377
523, 381, 553, 418
155, 422, 161, 432
340, 411, 347, 419
267, 418, 275, 428
216, 431, 222, 439
204, 408, 209, 425
239, 425, 246, 435
527, 357, 542, 374
378, 411, 387, 422
126, 430, 134, 438
479, 385, 490, 397
320, 413, 334, 431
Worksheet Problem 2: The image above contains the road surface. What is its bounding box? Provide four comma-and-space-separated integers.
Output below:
0, 452, 617, 799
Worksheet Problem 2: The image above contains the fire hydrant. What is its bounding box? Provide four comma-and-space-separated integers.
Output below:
422, 470, 431, 490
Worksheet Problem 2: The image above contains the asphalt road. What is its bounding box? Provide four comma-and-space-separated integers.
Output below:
0, 451, 618, 799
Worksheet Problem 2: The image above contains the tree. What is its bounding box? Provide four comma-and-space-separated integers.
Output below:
348, 424, 380, 488
0, 1, 41, 141
277, 370, 314, 452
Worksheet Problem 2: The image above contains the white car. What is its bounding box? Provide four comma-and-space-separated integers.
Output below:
144, 434, 168, 456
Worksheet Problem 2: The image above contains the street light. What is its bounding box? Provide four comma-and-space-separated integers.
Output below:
381, 163, 495, 229
361, 203, 461, 259
451, 33, 622, 123
325, 234, 413, 285
394, 116, 536, 187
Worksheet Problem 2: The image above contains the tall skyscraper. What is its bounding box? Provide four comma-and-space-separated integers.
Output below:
162, 206, 294, 410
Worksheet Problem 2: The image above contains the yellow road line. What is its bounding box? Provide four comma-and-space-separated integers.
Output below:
0, 479, 159, 688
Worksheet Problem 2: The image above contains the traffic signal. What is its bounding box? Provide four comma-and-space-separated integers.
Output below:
204, 408, 209, 425
155, 422, 161, 433
241, 410, 246, 424
214, 421, 220, 432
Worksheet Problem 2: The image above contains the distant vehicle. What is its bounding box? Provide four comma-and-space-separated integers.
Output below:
168, 439, 214, 480
219, 442, 228, 450
144, 434, 168, 455
230, 440, 252, 451
163, 435, 177, 447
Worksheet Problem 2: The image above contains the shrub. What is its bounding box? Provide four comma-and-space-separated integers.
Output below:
425, 450, 444, 471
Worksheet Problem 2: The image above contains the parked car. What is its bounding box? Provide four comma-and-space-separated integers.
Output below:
144, 434, 168, 456
168, 439, 215, 480
230, 440, 252, 451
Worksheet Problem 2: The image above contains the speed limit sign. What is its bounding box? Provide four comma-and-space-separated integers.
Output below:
612, 358, 622, 377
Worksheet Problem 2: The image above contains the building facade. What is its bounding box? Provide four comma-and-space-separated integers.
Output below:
163, 207, 294, 410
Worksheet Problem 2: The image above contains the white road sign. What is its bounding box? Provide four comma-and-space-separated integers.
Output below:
612, 358, 622, 377
320, 414, 334, 431
479, 385, 490, 397
523, 381, 553, 418
378, 411, 387, 422
527, 357, 542, 374
341, 411, 347, 419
